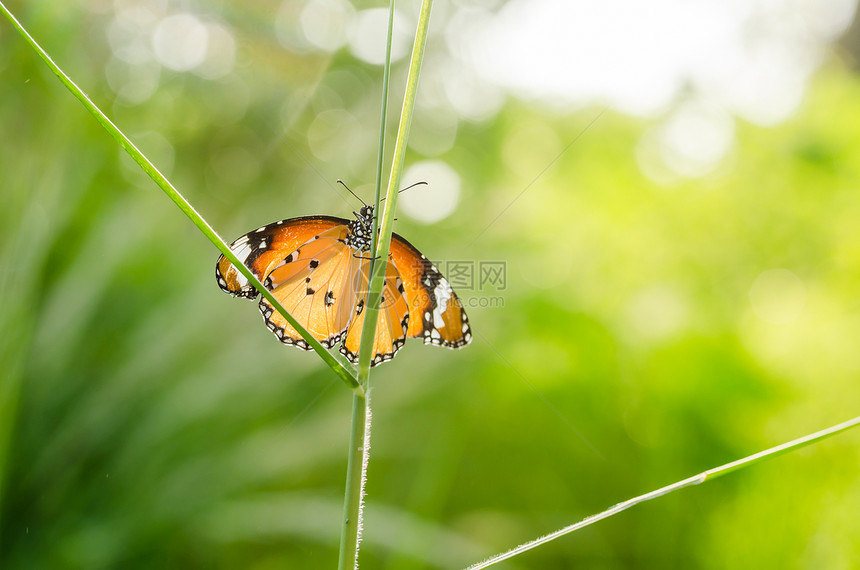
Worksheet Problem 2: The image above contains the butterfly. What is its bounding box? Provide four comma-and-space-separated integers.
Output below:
216, 205, 472, 366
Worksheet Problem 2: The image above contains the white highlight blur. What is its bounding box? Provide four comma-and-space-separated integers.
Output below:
400, 161, 462, 224
749, 269, 807, 324
454, 0, 857, 121
194, 23, 237, 80
106, 2, 237, 103
637, 100, 735, 181
448, 0, 857, 178
300, 0, 353, 52
625, 285, 689, 341
348, 8, 410, 65
152, 14, 208, 72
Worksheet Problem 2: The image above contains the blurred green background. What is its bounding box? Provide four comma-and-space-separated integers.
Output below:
2, 1, 860, 568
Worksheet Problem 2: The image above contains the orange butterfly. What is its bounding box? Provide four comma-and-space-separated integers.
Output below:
216, 205, 472, 366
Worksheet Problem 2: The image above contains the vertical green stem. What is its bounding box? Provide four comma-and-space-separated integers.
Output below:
370, 0, 395, 257
357, 0, 433, 377
338, 1, 433, 568
338, 391, 371, 570
336, 5, 393, 565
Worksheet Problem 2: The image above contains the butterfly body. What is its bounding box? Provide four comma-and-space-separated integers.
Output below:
216, 206, 471, 366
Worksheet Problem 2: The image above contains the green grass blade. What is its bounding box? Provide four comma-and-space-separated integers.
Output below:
356, 0, 433, 377
369, 0, 395, 259
338, 0, 394, 565
337, 390, 372, 570
338, 2, 433, 568
0, 1, 359, 391
465, 415, 860, 569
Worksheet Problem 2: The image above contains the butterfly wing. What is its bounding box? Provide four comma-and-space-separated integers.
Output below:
389, 233, 472, 348
216, 216, 347, 299
339, 257, 410, 366
217, 213, 470, 364
259, 225, 362, 349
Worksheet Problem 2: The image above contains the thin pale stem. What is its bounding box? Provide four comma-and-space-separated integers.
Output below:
337, 391, 372, 570
337, 1, 432, 567
369, 0, 395, 260
0, 1, 358, 390
465, 415, 860, 570
360, 0, 394, 382
356, 0, 433, 377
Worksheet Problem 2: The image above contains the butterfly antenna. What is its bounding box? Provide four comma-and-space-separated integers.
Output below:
400, 181, 428, 193
337, 179, 368, 208
380, 181, 428, 202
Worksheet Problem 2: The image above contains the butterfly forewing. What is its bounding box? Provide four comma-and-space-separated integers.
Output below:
260, 226, 359, 349
216, 216, 346, 299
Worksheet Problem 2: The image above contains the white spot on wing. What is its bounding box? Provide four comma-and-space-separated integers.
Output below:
432, 279, 453, 329
232, 237, 253, 260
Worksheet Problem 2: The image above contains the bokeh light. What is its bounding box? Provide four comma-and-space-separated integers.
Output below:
749, 269, 807, 324
299, 0, 353, 52
194, 22, 236, 80
400, 161, 461, 224
105, 2, 236, 104
637, 99, 736, 181
624, 284, 690, 343
104, 56, 160, 105
107, 2, 160, 65
152, 14, 208, 72
409, 106, 459, 157
445, 0, 859, 179
348, 8, 409, 65
454, 0, 857, 122
307, 108, 363, 163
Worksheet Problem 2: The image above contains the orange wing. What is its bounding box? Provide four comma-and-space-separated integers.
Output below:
389, 233, 472, 348
217, 215, 410, 364
339, 258, 410, 366
259, 225, 361, 349
217, 214, 470, 364
216, 216, 347, 299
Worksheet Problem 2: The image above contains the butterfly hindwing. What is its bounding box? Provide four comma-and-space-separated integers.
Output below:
389, 233, 472, 348
340, 257, 410, 366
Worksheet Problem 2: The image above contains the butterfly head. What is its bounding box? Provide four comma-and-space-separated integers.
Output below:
356, 204, 375, 223
347, 205, 376, 251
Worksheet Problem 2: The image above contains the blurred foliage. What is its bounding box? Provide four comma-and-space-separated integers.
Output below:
2, 2, 860, 569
